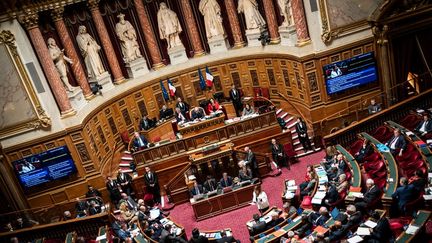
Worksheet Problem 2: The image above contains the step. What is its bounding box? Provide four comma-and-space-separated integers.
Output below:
121, 156, 133, 161
284, 116, 294, 124
295, 148, 322, 158
276, 108, 282, 116
120, 169, 133, 173
287, 122, 298, 129
294, 142, 315, 151
123, 151, 131, 154
119, 162, 130, 166
280, 112, 288, 119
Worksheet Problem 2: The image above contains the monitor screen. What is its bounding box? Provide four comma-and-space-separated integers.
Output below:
13, 146, 77, 189
323, 52, 378, 95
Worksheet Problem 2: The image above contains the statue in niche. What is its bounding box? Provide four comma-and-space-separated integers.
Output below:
199, 0, 225, 39
237, 0, 266, 30
47, 38, 76, 92
277, 0, 292, 27
157, 2, 183, 49
115, 13, 142, 63
76, 25, 105, 79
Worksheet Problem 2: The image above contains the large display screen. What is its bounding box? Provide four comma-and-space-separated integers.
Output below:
13, 146, 77, 189
323, 52, 378, 95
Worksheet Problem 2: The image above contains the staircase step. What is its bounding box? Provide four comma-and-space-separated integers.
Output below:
284, 116, 294, 124
280, 112, 288, 119
123, 150, 131, 154
287, 121, 298, 129
120, 162, 130, 167
120, 169, 133, 173
276, 109, 283, 116
121, 156, 133, 161
295, 147, 322, 158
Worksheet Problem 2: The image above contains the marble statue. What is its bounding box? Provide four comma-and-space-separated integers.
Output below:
277, 0, 292, 27
47, 38, 76, 92
76, 25, 105, 79
237, 0, 266, 30
157, 2, 183, 49
115, 13, 142, 63
199, 0, 225, 39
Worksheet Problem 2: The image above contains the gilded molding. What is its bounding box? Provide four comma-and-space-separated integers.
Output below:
372, 25, 388, 46
51, 5, 65, 21
87, 0, 101, 10
18, 10, 39, 30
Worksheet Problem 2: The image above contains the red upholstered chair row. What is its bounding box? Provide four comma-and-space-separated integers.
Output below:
349, 139, 364, 155
371, 126, 393, 143
399, 113, 422, 131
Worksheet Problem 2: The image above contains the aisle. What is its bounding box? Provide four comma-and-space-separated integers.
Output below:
169, 151, 325, 241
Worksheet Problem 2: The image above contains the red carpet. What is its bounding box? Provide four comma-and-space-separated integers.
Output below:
169, 151, 325, 241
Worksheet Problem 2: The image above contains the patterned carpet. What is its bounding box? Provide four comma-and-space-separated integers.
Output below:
169, 151, 325, 241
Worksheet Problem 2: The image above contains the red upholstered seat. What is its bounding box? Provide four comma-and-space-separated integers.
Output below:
369, 169, 387, 179
390, 217, 412, 237
375, 178, 387, 189
363, 152, 380, 163
329, 190, 347, 208
345, 171, 352, 182
364, 160, 385, 172
120, 130, 130, 146
349, 139, 364, 155
399, 114, 422, 131
283, 143, 297, 158
152, 136, 161, 143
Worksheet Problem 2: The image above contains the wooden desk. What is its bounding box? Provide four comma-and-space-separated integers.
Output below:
143, 119, 175, 141
198, 228, 233, 242
396, 210, 431, 243
178, 115, 225, 138
191, 184, 256, 221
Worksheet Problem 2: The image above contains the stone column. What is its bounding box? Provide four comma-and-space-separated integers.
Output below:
20, 11, 76, 117
263, 0, 280, 44
51, 6, 94, 100
373, 25, 392, 106
224, 0, 245, 48
291, 0, 310, 46
133, 0, 165, 69
88, 0, 125, 84
179, 0, 205, 56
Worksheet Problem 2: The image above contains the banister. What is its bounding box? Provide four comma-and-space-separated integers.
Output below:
163, 162, 192, 203
277, 92, 312, 129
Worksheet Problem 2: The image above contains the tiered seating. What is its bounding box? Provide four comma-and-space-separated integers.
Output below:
395, 210, 431, 243
371, 125, 393, 143
399, 113, 422, 131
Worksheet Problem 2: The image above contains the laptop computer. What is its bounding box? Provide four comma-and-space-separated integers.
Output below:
331, 207, 340, 219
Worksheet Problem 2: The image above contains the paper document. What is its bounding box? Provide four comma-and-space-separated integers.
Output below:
96, 235, 107, 241
285, 192, 295, 199
287, 186, 298, 191
314, 191, 327, 199
406, 225, 419, 235
364, 220, 377, 228
311, 198, 322, 204
347, 235, 363, 243
357, 227, 371, 236
423, 194, 432, 200
150, 209, 161, 219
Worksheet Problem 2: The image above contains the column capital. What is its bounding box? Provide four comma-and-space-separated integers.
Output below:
18, 10, 39, 30
88, 0, 101, 11
51, 6, 65, 21
372, 25, 389, 46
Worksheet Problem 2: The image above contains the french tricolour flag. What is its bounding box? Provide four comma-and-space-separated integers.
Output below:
167, 79, 176, 97
205, 66, 213, 87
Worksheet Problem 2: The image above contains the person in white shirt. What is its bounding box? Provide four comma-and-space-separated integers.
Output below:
251, 184, 269, 214
414, 113, 432, 138
21, 161, 35, 173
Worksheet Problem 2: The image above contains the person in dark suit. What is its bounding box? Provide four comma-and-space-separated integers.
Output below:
343, 205, 362, 230
75, 197, 88, 217
295, 207, 329, 236
85, 185, 103, 205
190, 180, 204, 197
132, 132, 148, 151
354, 140, 373, 163
118, 192, 137, 210
409, 169, 427, 193
191, 107, 205, 121
414, 113, 432, 138
238, 161, 253, 181
266, 212, 284, 230
106, 176, 122, 204
363, 211, 393, 243
88, 201, 101, 215
176, 97, 190, 114
144, 166, 161, 204
189, 228, 209, 243
117, 169, 133, 196
368, 99, 381, 114
159, 105, 174, 121
216, 231, 237, 243
244, 146, 259, 178
327, 220, 345, 241
139, 115, 155, 131
219, 172, 233, 188
392, 177, 417, 215
175, 107, 188, 123
229, 84, 243, 117
385, 128, 407, 156
249, 214, 266, 236
295, 117, 313, 151
203, 175, 217, 192
270, 139, 286, 170
355, 179, 381, 212
323, 182, 339, 206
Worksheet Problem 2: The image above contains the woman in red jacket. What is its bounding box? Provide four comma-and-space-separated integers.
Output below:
207, 98, 221, 113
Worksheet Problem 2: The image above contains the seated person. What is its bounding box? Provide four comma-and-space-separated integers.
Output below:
137, 205, 149, 223
242, 103, 255, 117
115, 223, 132, 241
89, 201, 102, 215
160, 224, 187, 243
63, 211, 73, 221
159, 105, 174, 121
354, 140, 373, 163
139, 115, 155, 131
391, 177, 417, 216
175, 107, 188, 123
85, 185, 102, 204
219, 172, 233, 188
323, 182, 339, 206
203, 175, 217, 192
355, 179, 381, 212
249, 213, 266, 236
191, 107, 205, 121
327, 153, 347, 175
364, 211, 393, 243
326, 167, 340, 182
216, 231, 237, 243
409, 169, 427, 192
295, 207, 329, 236
334, 174, 349, 193
132, 132, 148, 151
266, 211, 284, 230
207, 98, 221, 113
414, 113, 432, 138
14, 217, 37, 230
368, 99, 382, 114
118, 193, 138, 211
339, 205, 362, 230
385, 128, 407, 156
119, 203, 138, 224
75, 198, 88, 218
190, 180, 204, 197
300, 170, 317, 199
327, 220, 345, 241
238, 161, 253, 181
189, 228, 209, 243
281, 202, 296, 219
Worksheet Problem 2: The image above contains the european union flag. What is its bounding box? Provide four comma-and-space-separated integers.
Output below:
160, 80, 169, 101
198, 68, 206, 90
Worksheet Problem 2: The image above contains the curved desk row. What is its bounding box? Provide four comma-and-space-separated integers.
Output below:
395, 210, 431, 243
335, 145, 362, 188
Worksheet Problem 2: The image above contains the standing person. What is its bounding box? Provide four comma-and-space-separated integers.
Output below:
175, 107, 188, 123
244, 146, 259, 178
229, 84, 243, 117
238, 161, 253, 181
251, 185, 269, 214
117, 169, 133, 196
106, 176, 122, 205
270, 139, 286, 171
295, 117, 313, 151
176, 97, 190, 115
144, 166, 161, 205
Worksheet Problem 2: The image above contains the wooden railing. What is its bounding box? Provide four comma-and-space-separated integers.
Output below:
133, 111, 278, 164
163, 162, 192, 204
323, 88, 432, 147
277, 92, 312, 128
233, 149, 273, 177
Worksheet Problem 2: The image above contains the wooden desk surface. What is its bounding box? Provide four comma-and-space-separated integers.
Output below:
360, 132, 398, 198
198, 228, 233, 242
178, 115, 225, 138
396, 210, 431, 243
